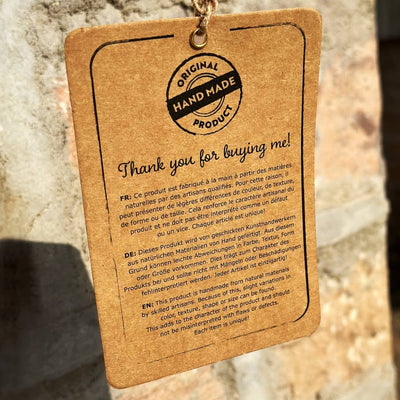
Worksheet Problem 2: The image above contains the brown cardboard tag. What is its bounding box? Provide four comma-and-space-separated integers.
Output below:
65, 8, 322, 388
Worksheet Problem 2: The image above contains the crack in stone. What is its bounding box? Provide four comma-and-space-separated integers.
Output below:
27, 203, 51, 233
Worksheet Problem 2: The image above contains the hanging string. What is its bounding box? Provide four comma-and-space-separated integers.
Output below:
192, 0, 218, 33
190, 0, 218, 49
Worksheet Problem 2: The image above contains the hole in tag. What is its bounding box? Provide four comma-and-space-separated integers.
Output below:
190, 28, 208, 49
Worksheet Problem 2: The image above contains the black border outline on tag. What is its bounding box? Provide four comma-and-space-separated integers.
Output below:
89, 23, 309, 360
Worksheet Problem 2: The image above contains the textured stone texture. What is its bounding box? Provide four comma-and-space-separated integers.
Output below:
0, 0, 396, 399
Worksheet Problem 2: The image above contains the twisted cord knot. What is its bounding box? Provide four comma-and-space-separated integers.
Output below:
192, 0, 218, 32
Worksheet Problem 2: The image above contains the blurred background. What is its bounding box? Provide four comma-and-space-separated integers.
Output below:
379, 0, 400, 398
0, 0, 399, 399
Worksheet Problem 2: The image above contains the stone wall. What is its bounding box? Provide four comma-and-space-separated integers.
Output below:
0, 0, 396, 399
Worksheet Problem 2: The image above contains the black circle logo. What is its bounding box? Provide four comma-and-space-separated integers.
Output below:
166, 53, 242, 135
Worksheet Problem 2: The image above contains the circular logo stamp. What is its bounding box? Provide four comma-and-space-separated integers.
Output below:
166, 53, 242, 135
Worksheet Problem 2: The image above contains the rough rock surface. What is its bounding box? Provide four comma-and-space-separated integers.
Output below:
0, 0, 396, 399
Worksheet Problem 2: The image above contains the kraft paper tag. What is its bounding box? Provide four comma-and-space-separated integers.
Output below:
65, 8, 322, 388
